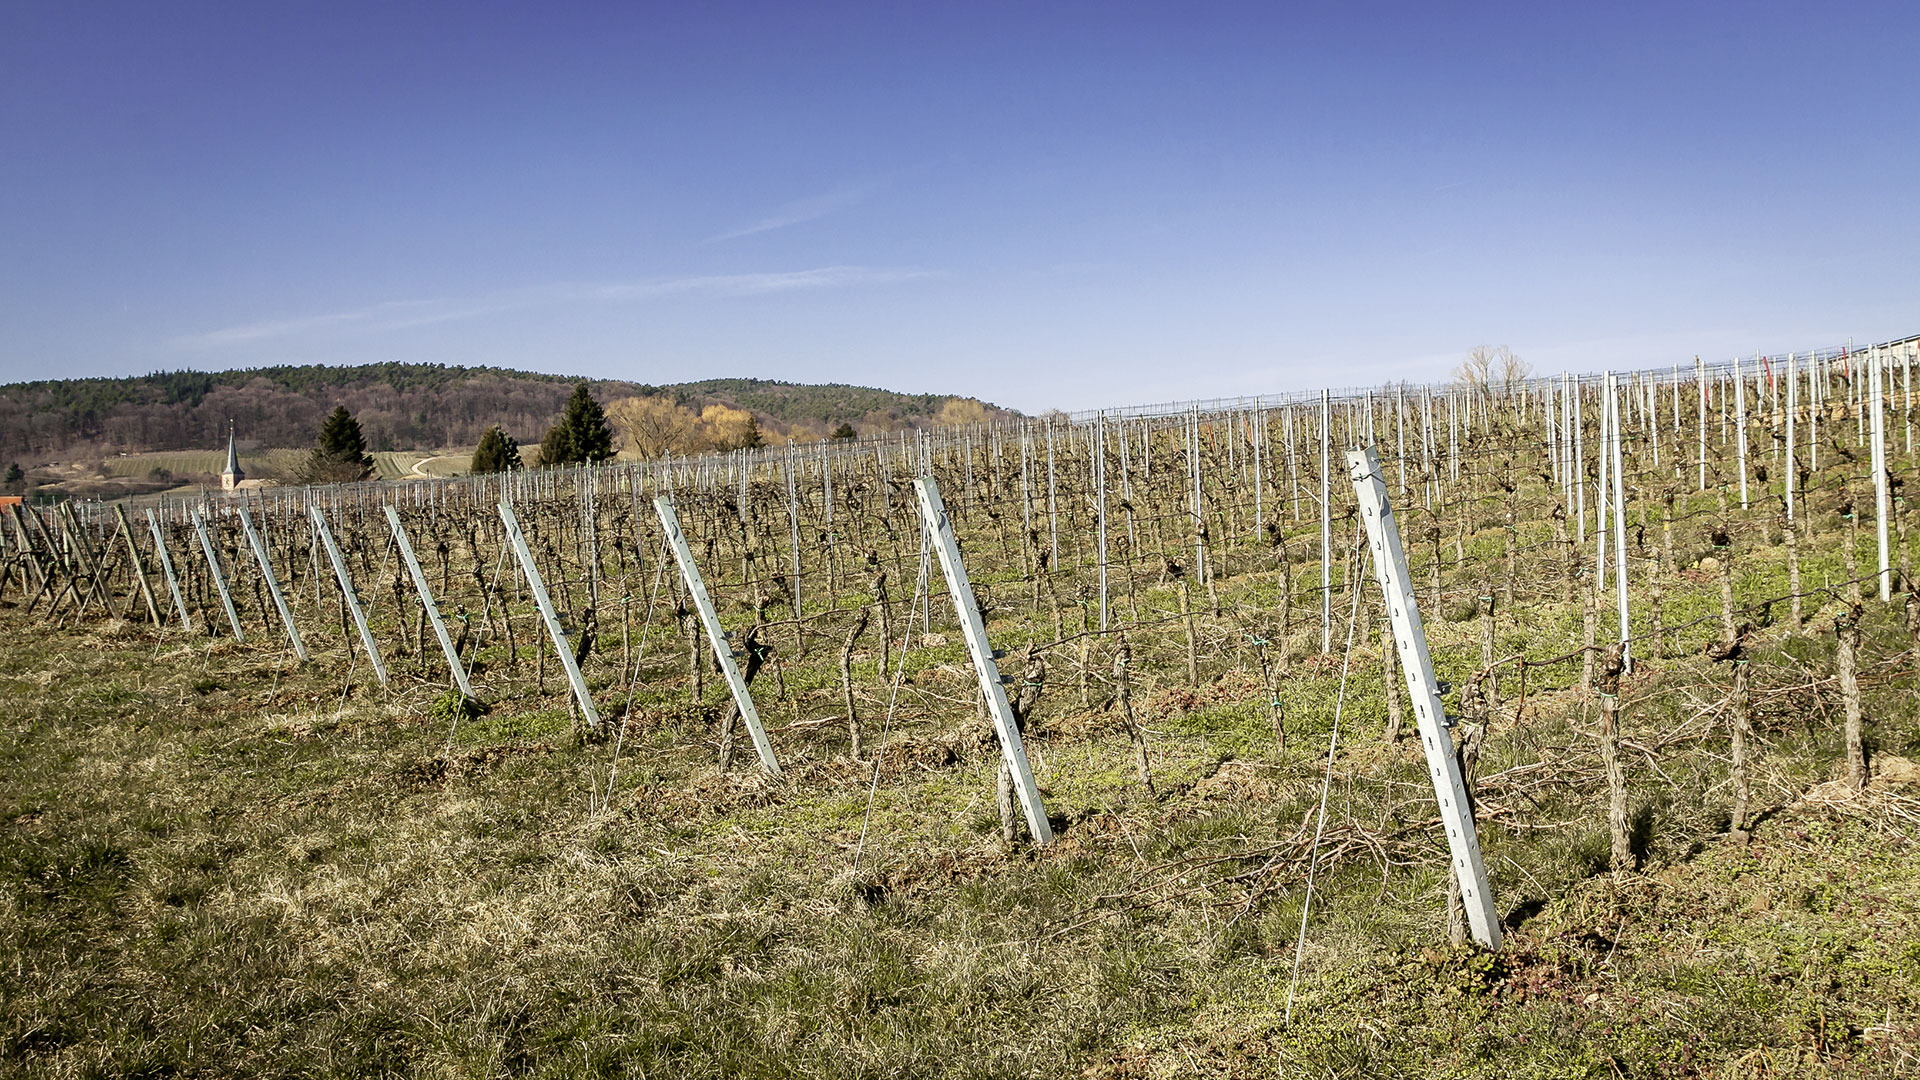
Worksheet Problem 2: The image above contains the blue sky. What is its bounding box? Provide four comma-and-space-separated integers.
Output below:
2, 2, 1914, 412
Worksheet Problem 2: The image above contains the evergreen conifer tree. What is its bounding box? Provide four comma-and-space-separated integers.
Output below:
471, 425, 522, 473
540, 383, 614, 465
563, 383, 615, 462
830, 422, 857, 440
538, 422, 574, 468
303, 406, 374, 482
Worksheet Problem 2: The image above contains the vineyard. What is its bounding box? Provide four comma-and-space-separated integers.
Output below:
89, 448, 459, 483
6, 341, 1920, 1077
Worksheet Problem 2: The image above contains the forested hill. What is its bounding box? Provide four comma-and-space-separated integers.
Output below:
671, 378, 951, 425
0, 364, 1012, 461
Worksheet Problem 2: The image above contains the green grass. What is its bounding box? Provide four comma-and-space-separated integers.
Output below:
90, 447, 473, 483
10, 423, 1920, 1075
6, 596, 1920, 1077
97, 448, 309, 479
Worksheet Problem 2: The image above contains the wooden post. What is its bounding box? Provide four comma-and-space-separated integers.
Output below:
1597, 644, 1632, 871
113, 505, 162, 626
1838, 602, 1866, 789
59, 504, 117, 619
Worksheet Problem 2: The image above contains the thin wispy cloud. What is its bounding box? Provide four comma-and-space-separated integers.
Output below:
185, 299, 453, 345
706, 182, 881, 243
173, 266, 933, 349
587, 265, 932, 300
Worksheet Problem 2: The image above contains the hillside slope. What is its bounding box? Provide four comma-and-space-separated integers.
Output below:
0, 364, 1014, 463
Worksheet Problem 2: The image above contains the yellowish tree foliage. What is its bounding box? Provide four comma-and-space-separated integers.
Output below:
606, 395, 701, 458
933, 398, 991, 427
697, 404, 758, 450
607, 396, 774, 457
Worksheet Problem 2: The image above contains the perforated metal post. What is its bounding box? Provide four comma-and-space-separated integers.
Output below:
498, 501, 601, 734
1696, 356, 1707, 491
653, 496, 782, 778
912, 476, 1052, 845
383, 506, 473, 700
1347, 446, 1501, 949
1596, 376, 1611, 593
1573, 380, 1586, 539
1095, 412, 1108, 631
190, 508, 245, 641
144, 509, 192, 631
1606, 375, 1631, 669
784, 450, 802, 624
1786, 353, 1798, 522
308, 507, 380, 680
1733, 354, 1750, 509
239, 505, 307, 662
1871, 349, 1891, 602
1190, 407, 1204, 585
1320, 389, 1332, 652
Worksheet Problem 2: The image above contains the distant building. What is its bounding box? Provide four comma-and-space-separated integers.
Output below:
220, 422, 244, 492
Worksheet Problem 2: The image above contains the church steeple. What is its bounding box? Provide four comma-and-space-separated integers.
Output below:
221, 420, 244, 492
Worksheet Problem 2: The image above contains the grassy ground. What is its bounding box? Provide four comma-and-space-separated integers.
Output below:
96, 449, 311, 481
8, 429, 1920, 1075
5, 593, 1920, 1078
371, 451, 476, 480
91, 448, 470, 482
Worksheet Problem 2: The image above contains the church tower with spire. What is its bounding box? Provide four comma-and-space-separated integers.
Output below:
220, 421, 244, 492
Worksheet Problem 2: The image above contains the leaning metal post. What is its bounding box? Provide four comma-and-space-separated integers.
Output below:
652, 496, 782, 778
144, 509, 193, 631
309, 506, 386, 684
190, 508, 246, 642
241, 504, 309, 663
383, 506, 475, 701
1347, 445, 1502, 950
498, 500, 602, 734
912, 476, 1053, 846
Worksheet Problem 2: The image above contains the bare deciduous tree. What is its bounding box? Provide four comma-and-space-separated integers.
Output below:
1454, 345, 1532, 399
